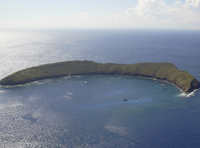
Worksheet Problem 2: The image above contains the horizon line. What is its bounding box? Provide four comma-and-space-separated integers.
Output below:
0, 27, 200, 31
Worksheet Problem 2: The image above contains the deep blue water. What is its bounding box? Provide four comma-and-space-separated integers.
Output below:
0, 29, 200, 147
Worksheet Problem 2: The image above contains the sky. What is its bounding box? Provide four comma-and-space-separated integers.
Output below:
0, 0, 200, 29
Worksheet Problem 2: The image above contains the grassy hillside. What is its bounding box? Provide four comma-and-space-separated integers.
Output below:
0, 60, 199, 92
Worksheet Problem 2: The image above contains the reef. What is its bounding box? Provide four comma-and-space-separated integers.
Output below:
0, 60, 199, 92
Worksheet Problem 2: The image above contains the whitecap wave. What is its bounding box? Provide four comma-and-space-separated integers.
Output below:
0, 102, 24, 110
64, 92, 73, 99
66, 92, 73, 95
9, 102, 24, 108
0, 141, 42, 148
0, 90, 5, 93
178, 89, 198, 97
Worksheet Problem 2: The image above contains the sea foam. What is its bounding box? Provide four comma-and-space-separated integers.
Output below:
178, 89, 198, 97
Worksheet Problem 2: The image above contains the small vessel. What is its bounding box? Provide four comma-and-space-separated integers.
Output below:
123, 99, 128, 101
85, 81, 88, 84
139, 99, 141, 102
118, 77, 122, 79
92, 76, 95, 79
162, 87, 167, 90
154, 81, 158, 84
161, 84, 165, 86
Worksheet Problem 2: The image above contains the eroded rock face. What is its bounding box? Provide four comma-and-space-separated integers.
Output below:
0, 60, 199, 92
187, 78, 200, 92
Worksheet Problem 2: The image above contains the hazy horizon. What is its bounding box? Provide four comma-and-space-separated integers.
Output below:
1, 0, 200, 30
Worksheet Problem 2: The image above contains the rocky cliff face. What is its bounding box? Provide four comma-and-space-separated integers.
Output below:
0, 60, 199, 92
187, 78, 200, 92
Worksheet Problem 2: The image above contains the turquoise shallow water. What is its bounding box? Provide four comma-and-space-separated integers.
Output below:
0, 29, 200, 147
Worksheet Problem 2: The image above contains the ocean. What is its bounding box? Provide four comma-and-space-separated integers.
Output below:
0, 29, 200, 148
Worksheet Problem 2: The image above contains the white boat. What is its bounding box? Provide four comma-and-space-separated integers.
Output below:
85, 81, 88, 84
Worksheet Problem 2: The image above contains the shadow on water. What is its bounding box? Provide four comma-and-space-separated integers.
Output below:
21, 114, 37, 123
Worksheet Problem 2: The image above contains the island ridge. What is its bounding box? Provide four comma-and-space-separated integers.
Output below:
0, 60, 199, 92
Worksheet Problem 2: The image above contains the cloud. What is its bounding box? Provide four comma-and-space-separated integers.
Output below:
1, 0, 200, 29
120, 0, 200, 29
49, 0, 199, 29
79, 12, 89, 17
175, 1, 182, 6
185, 0, 200, 8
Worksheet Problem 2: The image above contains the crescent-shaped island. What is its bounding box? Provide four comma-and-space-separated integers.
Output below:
0, 60, 199, 92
